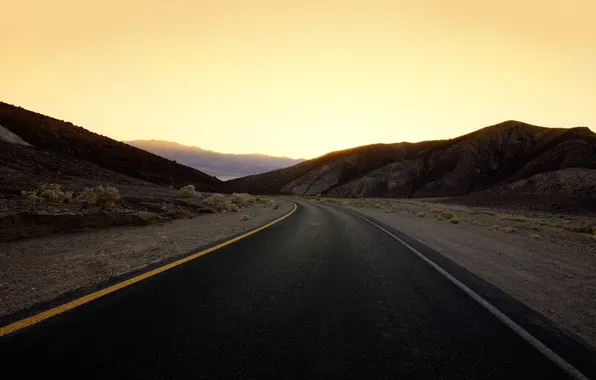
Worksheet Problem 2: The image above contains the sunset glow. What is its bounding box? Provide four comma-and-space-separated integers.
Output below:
2, 0, 595, 158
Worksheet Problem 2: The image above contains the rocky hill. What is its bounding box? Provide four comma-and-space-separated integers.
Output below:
126, 140, 303, 180
0, 102, 222, 194
228, 121, 596, 205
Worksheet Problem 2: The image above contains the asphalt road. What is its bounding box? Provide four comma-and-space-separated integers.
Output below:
0, 201, 590, 379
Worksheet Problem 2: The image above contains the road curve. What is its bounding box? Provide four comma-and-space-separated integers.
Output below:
0, 200, 591, 379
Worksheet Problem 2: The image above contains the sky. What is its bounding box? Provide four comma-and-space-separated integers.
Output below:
2, 1, 595, 159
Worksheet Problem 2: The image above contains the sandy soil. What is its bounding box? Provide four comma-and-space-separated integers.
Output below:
309, 197, 596, 349
0, 199, 292, 318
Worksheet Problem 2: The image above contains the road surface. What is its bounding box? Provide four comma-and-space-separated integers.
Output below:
0, 201, 592, 379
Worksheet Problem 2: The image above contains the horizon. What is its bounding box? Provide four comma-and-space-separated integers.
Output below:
2, 1, 595, 159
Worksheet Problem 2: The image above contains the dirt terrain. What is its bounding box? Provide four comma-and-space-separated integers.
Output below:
0, 199, 292, 318
307, 196, 596, 349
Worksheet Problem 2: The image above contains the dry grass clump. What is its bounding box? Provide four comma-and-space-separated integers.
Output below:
240, 214, 250, 221
178, 184, 200, 198
21, 183, 72, 204
440, 211, 455, 220
204, 193, 233, 212
230, 193, 256, 207
20, 190, 40, 204
230, 204, 240, 212
258, 198, 278, 208
449, 217, 460, 224
417, 211, 426, 217
75, 188, 96, 204
72, 186, 120, 208
94, 186, 120, 208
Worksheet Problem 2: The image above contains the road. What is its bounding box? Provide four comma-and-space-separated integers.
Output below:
0, 201, 591, 379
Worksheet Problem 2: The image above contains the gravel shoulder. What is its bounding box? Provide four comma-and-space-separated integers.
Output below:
0, 199, 293, 318
307, 197, 596, 350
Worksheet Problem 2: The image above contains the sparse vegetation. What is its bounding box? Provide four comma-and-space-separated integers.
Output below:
417, 212, 426, 217
240, 214, 250, 221
75, 188, 97, 204
94, 186, 120, 208
178, 184, 199, 198
449, 217, 460, 224
21, 184, 72, 204
20, 190, 40, 204
440, 211, 455, 220
230, 193, 256, 207
204, 193, 233, 212
230, 204, 240, 212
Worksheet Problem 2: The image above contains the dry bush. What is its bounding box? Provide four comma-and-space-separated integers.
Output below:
75, 188, 97, 204
230, 204, 240, 212
37, 183, 72, 203
230, 193, 256, 207
258, 198, 277, 208
449, 218, 460, 224
95, 186, 120, 208
204, 193, 232, 212
417, 212, 426, 217
440, 211, 455, 220
178, 184, 198, 198
20, 191, 40, 204
240, 214, 250, 221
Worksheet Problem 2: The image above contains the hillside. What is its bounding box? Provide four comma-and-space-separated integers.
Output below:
125, 140, 303, 180
0, 102, 221, 193
228, 121, 596, 207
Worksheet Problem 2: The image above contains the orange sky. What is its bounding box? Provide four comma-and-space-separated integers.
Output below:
2, 0, 595, 159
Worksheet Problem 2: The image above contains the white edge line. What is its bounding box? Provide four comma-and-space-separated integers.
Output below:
353, 212, 589, 380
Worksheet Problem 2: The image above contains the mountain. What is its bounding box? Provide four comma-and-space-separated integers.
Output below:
125, 140, 304, 180
227, 121, 596, 205
0, 102, 221, 194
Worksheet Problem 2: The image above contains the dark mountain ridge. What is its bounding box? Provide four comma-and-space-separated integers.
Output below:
0, 102, 221, 192
228, 121, 596, 203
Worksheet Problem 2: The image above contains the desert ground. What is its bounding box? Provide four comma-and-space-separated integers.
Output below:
0, 192, 290, 318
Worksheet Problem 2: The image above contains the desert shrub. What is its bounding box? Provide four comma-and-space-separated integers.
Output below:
204, 193, 232, 212
258, 198, 277, 208
36, 183, 72, 203
229, 193, 255, 207
95, 186, 120, 208
440, 211, 455, 220
21, 190, 40, 204
230, 203, 240, 212
449, 218, 460, 224
178, 184, 198, 198
417, 212, 426, 217
75, 188, 97, 204
240, 214, 250, 221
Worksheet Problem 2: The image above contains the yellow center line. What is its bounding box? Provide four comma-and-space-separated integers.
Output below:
0, 202, 298, 337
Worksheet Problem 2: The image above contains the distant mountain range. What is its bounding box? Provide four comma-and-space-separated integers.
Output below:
227, 121, 596, 209
125, 140, 304, 180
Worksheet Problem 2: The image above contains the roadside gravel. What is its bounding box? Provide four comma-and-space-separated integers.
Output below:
0, 199, 293, 317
